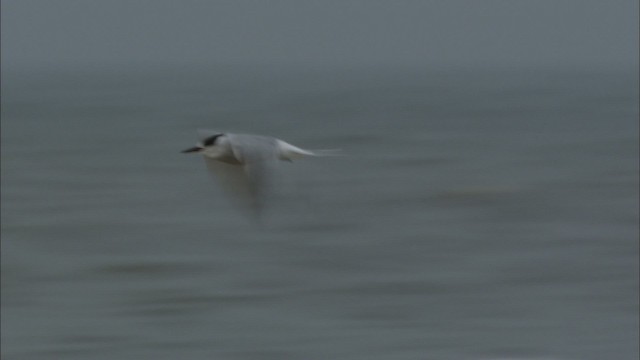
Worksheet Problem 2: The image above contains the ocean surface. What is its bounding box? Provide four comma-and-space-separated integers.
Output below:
2, 64, 638, 360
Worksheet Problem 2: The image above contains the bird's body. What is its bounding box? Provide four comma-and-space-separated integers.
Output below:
197, 133, 317, 163
182, 131, 337, 217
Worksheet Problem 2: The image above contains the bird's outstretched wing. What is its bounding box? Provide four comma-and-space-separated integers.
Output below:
206, 134, 279, 216
204, 157, 254, 210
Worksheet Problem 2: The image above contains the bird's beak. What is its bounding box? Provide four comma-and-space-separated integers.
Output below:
181, 146, 202, 153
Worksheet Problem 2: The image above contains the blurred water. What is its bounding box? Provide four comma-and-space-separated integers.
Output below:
2, 65, 638, 360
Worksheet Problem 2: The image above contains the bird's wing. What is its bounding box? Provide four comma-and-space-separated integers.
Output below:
209, 134, 280, 215
228, 134, 279, 193
204, 157, 252, 200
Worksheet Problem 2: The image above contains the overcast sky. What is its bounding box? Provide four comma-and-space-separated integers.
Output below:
2, 0, 638, 70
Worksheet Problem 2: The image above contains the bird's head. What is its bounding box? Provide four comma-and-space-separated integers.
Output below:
181, 133, 224, 154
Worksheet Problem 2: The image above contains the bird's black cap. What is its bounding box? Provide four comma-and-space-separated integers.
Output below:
181, 146, 202, 153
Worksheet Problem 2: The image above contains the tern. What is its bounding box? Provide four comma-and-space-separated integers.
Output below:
182, 131, 338, 217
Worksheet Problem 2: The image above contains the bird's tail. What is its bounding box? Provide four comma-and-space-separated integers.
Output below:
277, 140, 343, 160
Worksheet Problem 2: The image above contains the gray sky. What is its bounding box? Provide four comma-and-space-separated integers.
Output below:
2, 0, 638, 70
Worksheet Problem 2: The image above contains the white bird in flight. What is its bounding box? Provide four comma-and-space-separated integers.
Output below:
182, 131, 338, 217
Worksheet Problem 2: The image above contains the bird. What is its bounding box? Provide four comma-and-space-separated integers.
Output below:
182, 130, 339, 218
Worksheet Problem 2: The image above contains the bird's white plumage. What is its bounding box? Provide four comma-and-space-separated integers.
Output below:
183, 131, 338, 217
